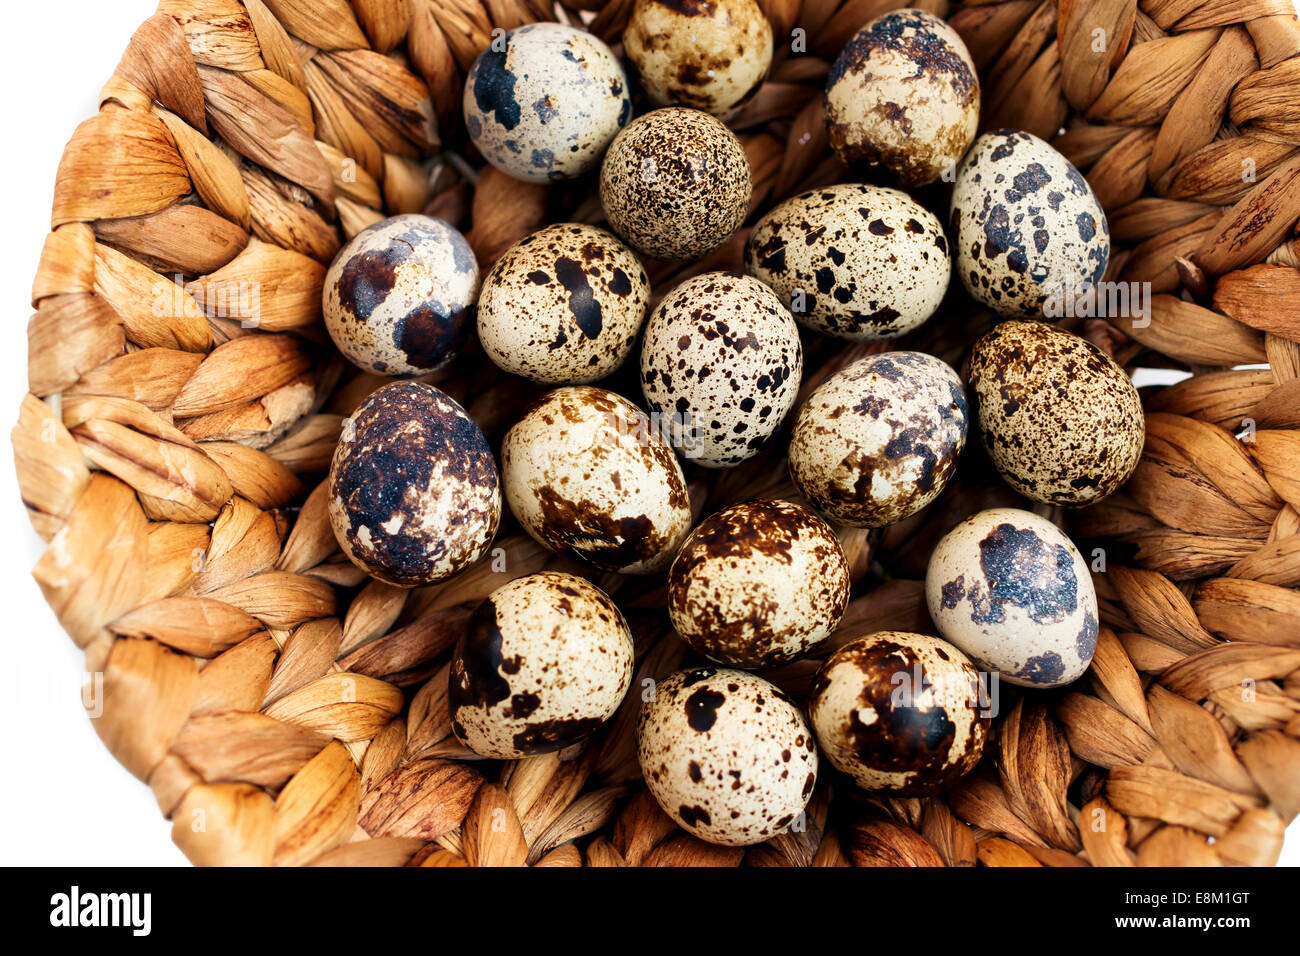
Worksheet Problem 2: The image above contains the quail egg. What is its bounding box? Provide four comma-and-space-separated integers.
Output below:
788, 351, 968, 528
463, 22, 631, 183
810, 631, 989, 794
745, 184, 951, 341
449, 572, 635, 758
478, 223, 651, 385
951, 129, 1110, 318
502, 386, 692, 574
600, 107, 752, 261
328, 381, 501, 587
969, 321, 1144, 505
623, 0, 773, 118
825, 9, 979, 187
637, 667, 818, 846
668, 498, 850, 668
640, 272, 802, 468
925, 507, 1099, 688
323, 215, 479, 376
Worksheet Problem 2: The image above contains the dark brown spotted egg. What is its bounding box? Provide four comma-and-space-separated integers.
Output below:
323, 215, 479, 377
951, 130, 1110, 318
826, 9, 979, 187
600, 107, 752, 261
623, 0, 773, 118
925, 508, 1099, 688
478, 224, 651, 385
969, 321, 1144, 505
328, 382, 501, 587
502, 386, 692, 574
788, 352, 968, 528
810, 631, 988, 794
449, 572, 634, 759
668, 499, 850, 668
640, 273, 801, 468
745, 184, 950, 341
637, 667, 818, 846
463, 22, 631, 183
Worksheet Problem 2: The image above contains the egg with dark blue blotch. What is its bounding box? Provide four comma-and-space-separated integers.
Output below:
324, 215, 479, 376
951, 130, 1110, 318
640, 273, 802, 468
924, 507, 1099, 688
788, 351, 968, 528
463, 22, 631, 184
328, 381, 501, 588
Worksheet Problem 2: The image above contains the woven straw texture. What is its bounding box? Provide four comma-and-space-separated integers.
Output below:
15, 0, 1300, 867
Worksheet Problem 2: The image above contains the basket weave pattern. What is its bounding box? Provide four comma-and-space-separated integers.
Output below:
15, 0, 1300, 866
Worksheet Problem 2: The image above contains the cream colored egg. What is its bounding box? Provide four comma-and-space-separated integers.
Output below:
637, 667, 818, 846
925, 507, 1099, 688
502, 386, 693, 574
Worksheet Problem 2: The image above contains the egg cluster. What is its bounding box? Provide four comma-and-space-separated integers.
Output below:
318, 7, 1146, 849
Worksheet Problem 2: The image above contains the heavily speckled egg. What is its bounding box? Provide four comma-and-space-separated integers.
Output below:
951, 129, 1110, 318
925, 507, 1099, 688
810, 631, 989, 794
969, 321, 1144, 505
825, 10, 979, 187
323, 215, 479, 376
328, 382, 501, 587
449, 572, 634, 758
668, 499, 850, 668
502, 386, 692, 574
640, 273, 801, 468
637, 667, 818, 846
788, 352, 968, 528
463, 22, 631, 183
623, 0, 773, 118
478, 224, 651, 384
745, 184, 950, 341
600, 107, 752, 261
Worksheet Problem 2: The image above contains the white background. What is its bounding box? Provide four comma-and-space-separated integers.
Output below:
0, 0, 1293, 867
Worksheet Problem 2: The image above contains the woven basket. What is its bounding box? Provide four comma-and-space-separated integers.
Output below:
16, 0, 1300, 867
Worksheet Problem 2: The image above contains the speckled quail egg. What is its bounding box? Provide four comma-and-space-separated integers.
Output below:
600, 107, 752, 261
502, 386, 692, 574
478, 224, 651, 384
637, 667, 818, 846
810, 631, 989, 795
623, 0, 773, 118
324, 215, 479, 376
788, 351, 968, 528
328, 382, 501, 587
449, 572, 634, 758
926, 507, 1099, 688
951, 129, 1110, 318
745, 184, 951, 341
668, 499, 850, 668
463, 22, 631, 183
640, 273, 801, 468
826, 9, 979, 187
969, 321, 1144, 505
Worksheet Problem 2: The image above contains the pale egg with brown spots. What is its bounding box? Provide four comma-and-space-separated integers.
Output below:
810, 631, 989, 794
323, 215, 479, 376
502, 386, 693, 574
637, 667, 818, 846
925, 507, 1099, 688
478, 224, 651, 385
328, 381, 501, 587
668, 499, 850, 668
449, 572, 635, 759
969, 321, 1144, 505
640, 273, 801, 468
788, 351, 968, 528
745, 184, 951, 341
